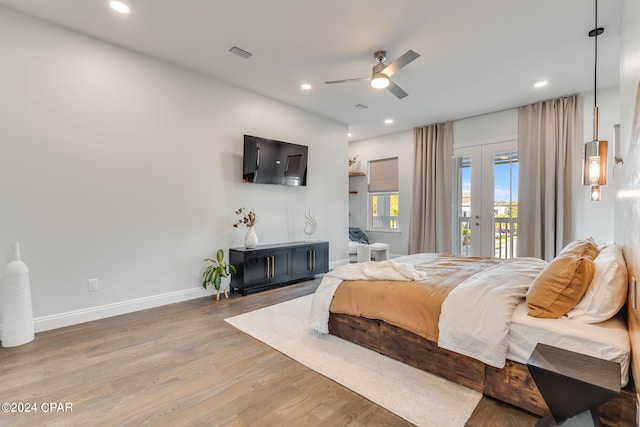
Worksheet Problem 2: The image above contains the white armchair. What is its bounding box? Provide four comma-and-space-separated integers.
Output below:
348, 227, 390, 263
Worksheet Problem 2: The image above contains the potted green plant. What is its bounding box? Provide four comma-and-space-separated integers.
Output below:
202, 249, 236, 300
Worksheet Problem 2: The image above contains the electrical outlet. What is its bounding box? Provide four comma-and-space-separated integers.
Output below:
88, 278, 99, 292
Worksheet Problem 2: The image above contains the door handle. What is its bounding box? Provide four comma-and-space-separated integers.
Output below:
271, 256, 275, 278
266, 256, 275, 278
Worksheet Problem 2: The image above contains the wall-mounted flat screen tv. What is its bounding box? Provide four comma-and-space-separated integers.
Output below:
242, 135, 308, 186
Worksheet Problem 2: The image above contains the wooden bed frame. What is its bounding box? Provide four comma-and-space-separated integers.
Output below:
328, 311, 637, 426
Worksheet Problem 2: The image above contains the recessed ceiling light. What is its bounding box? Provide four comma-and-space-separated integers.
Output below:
534, 80, 548, 88
384, 119, 393, 125
109, 1, 130, 14
301, 83, 312, 90
347, 133, 352, 137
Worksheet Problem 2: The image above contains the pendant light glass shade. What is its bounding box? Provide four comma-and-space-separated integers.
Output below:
588, 155, 601, 184
582, 138, 608, 186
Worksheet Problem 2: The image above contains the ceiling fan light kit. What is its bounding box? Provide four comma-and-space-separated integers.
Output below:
325, 49, 420, 99
371, 73, 389, 88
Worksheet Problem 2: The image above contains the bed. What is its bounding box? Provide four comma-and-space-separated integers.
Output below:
309, 240, 636, 426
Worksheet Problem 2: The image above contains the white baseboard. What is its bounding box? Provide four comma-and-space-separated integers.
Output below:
330, 258, 351, 270
0, 286, 214, 336
1, 266, 344, 337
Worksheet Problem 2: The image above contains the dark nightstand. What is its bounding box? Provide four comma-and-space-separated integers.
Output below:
527, 343, 621, 427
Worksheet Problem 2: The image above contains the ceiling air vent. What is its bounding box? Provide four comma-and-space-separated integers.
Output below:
228, 46, 253, 59
355, 104, 368, 110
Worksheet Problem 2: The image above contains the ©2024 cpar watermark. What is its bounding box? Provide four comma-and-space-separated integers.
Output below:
2, 402, 73, 413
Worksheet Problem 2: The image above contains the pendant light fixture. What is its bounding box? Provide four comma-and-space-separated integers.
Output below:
582, 0, 608, 201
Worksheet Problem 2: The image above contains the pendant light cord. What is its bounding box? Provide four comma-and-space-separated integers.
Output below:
594, 0, 598, 110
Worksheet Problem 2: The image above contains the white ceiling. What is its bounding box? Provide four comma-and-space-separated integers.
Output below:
0, 0, 623, 141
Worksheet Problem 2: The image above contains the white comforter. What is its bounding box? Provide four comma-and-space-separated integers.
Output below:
310, 256, 548, 369
437, 257, 547, 368
309, 260, 429, 334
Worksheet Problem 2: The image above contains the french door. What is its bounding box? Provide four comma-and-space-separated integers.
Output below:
452, 141, 518, 258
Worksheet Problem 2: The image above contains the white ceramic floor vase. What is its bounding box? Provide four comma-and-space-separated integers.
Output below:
2, 242, 35, 347
244, 226, 258, 249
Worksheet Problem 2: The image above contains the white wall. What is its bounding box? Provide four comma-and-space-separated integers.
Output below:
348, 130, 413, 256
615, 0, 640, 391
453, 109, 518, 148
0, 6, 348, 331
616, 0, 640, 282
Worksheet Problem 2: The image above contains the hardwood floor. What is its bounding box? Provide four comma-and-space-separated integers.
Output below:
0, 280, 538, 426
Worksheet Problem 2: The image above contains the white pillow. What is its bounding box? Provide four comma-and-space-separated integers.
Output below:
567, 244, 628, 323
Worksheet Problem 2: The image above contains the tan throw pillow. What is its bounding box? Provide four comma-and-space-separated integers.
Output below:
558, 237, 600, 261
527, 255, 596, 318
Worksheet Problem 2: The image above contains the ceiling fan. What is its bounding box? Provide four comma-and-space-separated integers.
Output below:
325, 50, 420, 99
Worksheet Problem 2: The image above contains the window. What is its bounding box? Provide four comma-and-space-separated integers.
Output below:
368, 157, 399, 230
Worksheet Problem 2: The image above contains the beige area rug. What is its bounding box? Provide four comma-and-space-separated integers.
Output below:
224, 294, 482, 427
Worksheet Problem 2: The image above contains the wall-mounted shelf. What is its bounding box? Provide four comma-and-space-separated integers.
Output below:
349, 170, 365, 194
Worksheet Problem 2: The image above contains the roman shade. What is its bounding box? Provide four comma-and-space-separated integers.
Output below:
368, 157, 398, 192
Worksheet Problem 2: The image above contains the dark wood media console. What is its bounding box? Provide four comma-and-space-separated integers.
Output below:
229, 241, 329, 295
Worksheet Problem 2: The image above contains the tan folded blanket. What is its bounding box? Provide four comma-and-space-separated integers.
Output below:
329, 254, 501, 341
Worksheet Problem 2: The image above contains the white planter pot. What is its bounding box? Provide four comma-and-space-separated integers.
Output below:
215, 276, 230, 301
244, 226, 258, 249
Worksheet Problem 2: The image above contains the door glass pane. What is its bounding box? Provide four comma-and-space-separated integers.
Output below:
493, 150, 518, 258
454, 156, 472, 255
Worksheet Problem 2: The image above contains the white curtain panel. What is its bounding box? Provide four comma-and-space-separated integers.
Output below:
518, 95, 580, 261
410, 122, 453, 254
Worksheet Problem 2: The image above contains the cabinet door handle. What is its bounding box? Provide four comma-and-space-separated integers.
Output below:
271, 256, 275, 278
313, 250, 316, 269
266, 256, 270, 278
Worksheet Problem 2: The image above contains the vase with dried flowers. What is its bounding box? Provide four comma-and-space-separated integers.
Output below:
233, 207, 258, 248
348, 154, 359, 172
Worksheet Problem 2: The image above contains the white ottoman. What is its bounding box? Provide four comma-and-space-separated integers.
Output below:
356, 242, 390, 263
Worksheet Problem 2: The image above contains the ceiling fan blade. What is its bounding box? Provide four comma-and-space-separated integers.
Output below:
387, 80, 409, 99
381, 50, 420, 77
325, 77, 371, 84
